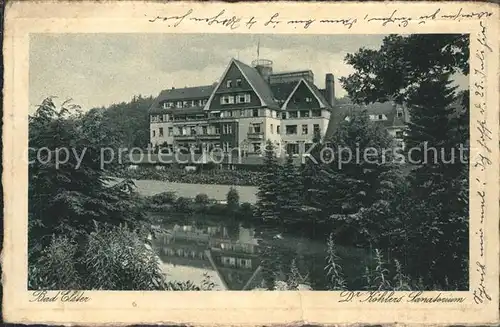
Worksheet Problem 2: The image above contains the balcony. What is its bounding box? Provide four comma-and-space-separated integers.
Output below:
173, 134, 196, 141
174, 133, 221, 141
247, 132, 264, 140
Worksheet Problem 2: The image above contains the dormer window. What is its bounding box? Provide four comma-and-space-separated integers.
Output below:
378, 114, 383, 120
226, 80, 232, 88
236, 79, 242, 87
397, 109, 403, 118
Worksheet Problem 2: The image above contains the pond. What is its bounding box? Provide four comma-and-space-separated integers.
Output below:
151, 213, 374, 290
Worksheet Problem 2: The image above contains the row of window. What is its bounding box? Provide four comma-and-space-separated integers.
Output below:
151, 109, 325, 123
152, 123, 322, 138
220, 256, 252, 269
152, 124, 235, 138
220, 93, 251, 105
162, 99, 208, 109
285, 124, 321, 136
162, 247, 206, 260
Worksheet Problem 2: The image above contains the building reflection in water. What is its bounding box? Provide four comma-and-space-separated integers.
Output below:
152, 222, 263, 290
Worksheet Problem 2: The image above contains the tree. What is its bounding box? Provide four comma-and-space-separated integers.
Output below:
340, 34, 468, 105
29, 98, 151, 260
401, 76, 469, 289
254, 140, 282, 290
89, 94, 154, 149
226, 187, 240, 211
255, 140, 281, 223
324, 110, 396, 247
28, 98, 162, 290
195, 193, 210, 205
277, 152, 303, 227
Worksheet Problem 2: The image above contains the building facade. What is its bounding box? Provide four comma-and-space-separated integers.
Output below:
149, 58, 408, 157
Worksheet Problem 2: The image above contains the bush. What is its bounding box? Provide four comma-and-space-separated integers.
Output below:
174, 197, 192, 213
150, 191, 177, 205
239, 202, 254, 218
227, 187, 240, 210
195, 193, 210, 205
29, 225, 166, 290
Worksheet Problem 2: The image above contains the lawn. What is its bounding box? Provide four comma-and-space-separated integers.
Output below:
111, 178, 258, 204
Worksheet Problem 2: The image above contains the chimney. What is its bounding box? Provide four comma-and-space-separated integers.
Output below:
325, 73, 335, 106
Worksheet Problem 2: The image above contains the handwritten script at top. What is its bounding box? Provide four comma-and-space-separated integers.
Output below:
146, 8, 493, 29
472, 20, 493, 305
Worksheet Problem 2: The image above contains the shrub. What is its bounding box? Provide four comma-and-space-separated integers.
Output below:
29, 225, 166, 290
150, 191, 177, 205
239, 202, 254, 218
195, 193, 210, 205
174, 197, 192, 213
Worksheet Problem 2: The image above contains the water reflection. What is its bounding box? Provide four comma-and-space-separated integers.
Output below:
152, 215, 373, 290
152, 221, 263, 290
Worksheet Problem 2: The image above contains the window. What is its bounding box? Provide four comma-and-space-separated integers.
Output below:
251, 123, 261, 133
286, 125, 298, 135
313, 124, 320, 133
397, 109, 403, 118
223, 124, 233, 134
252, 143, 261, 153
168, 127, 173, 136
152, 130, 156, 137
236, 78, 242, 87
378, 114, 383, 120
277, 125, 280, 134
287, 143, 299, 154
183, 101, 189, 108
159, 128, 164, 137
395, 130, 404, 138
270, 124, 274, 134
190, 126, 196, 135
300, 110, 310, 118
223, 142, 230, 152
163, 102, 168, 109
240, 109, 246, 117
252, 109, 259, 117
220, 95, 234, 105
281, 112, 287, 119
272, 110, 277, 118
202, 126, 208, 135
198, 99, 204, 106
305, 97, 313, 103
302, 124, 308, 135
176, 101, 182, 108
289, 111, 298, 118
226, 80, 232, 88
312, 110, 321, 117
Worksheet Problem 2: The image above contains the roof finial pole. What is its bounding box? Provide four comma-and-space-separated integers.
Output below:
257, 38, 260, 60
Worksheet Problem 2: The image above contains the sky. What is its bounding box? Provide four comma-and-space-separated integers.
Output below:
29, 34, 468, 111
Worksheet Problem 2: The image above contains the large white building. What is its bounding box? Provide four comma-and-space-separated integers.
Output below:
149, 58, 408, 157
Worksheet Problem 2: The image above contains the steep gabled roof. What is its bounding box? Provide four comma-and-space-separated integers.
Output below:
324, 101, 407, 139
303, 79, 333, 109
269, 81, 298, 102
233, 59, 280, 109
281, 79, 332, 110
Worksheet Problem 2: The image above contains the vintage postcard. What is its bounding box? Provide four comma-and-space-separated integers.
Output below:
2, 0, 499, 325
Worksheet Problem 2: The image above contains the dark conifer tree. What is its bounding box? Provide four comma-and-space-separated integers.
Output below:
403, 76, 469, 289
